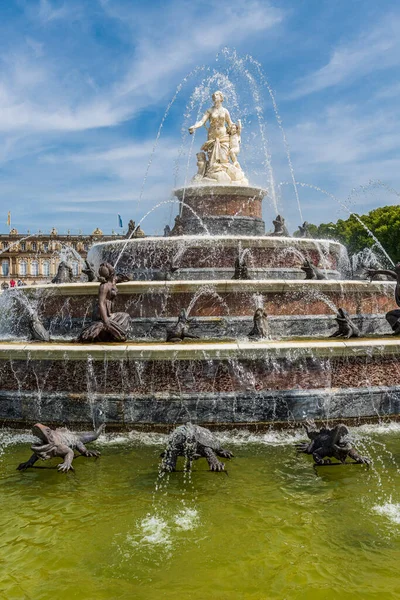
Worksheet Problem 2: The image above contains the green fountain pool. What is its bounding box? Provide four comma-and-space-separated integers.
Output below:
1, 425, 400, 599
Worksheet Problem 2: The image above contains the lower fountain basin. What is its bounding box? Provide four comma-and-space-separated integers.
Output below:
1, 338, 399, 428
1, 426, 399, 598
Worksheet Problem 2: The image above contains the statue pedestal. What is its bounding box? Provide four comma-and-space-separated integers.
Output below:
173, 185, 267, 236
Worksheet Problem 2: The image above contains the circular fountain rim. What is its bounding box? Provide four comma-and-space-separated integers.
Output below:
173, 184, 268, 198
88, 234, 346, 250
0, 337, 399, 361
4, 278, 395, 295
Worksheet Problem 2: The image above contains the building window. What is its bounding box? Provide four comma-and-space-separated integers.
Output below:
31, 242, 37, 252
31, 261, 39, 276
43, 243, 49, 252
72, 261, 79, 276
20, 242, 26, 251
19, 261, 27, 276
1, 260, 9, 276
42, 261, 50, 277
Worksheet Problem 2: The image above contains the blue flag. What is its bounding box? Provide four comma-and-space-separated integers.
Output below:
118, 214, 123, 228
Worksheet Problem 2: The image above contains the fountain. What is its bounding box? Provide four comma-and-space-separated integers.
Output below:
0, 86, 399, 430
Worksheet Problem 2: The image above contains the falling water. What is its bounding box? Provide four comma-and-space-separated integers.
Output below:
113, 199, 210, 269
137, 65, 208, 206
280, 181, 395, 267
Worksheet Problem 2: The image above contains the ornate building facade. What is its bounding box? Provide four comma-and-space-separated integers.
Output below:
0, 228, 124, 285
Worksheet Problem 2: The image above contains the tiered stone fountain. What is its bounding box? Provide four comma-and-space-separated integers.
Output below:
0, 90, 399, 429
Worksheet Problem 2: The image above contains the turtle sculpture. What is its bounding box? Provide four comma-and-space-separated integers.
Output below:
160, 423, 234, 472
166, 309, 198, 342
17, 422, 105, 473
295, 422, 370, 465
330, 308, 360, 339
248, 308, 269, 339
301, 258, 327, 280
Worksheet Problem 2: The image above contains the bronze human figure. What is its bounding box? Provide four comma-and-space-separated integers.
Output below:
78, 262, 130, 342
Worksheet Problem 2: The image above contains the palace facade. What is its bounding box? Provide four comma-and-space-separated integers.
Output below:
0, 227, 124, 285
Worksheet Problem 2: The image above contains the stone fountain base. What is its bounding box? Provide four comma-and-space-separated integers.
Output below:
0, 339, 399, 428
174, 185, 266, 235
88, 236, 345, 281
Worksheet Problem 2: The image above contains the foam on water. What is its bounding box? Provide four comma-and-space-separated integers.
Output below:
0, 430, 34, 458
138, 515, 172, 546
100, 431, 167, 447
373, 502, 400, 525
124, 507, 200, 553
173, 507, 199, 531
356, 422, 400, 436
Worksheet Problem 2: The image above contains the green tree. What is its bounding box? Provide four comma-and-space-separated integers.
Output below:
306, 206, 400, 263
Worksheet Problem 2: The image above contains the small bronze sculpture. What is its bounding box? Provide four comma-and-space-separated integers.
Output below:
133, 224, 145, 238
17, 422, 105, 473
296, 423, 370, 465
297, 221, 311, 238
51, 261, 74, 284
82, 260, 97, 282
166, 309, 198, 342
367, 264, 400, 334
125, 219, 136, 239
232, 256, 250, 280
330, 308, 360, 339
160, 423, 233, 472
248, 308, 269, 339
152, 262, 179, 281
270, 215, 289, 237
28, 314, 50, 342
78, 262, 131, 342
171, 215, 184, 236
301, 258, 328, 280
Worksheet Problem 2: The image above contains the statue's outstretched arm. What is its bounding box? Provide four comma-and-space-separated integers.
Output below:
189, 110, 210, 133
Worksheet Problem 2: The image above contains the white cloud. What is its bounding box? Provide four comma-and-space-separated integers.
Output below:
290, 14, 400, 98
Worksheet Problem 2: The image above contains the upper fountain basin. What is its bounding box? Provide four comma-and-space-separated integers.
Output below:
88, 234, 345, 281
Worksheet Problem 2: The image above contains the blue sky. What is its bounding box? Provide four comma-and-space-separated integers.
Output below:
0, 0, 400, 235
